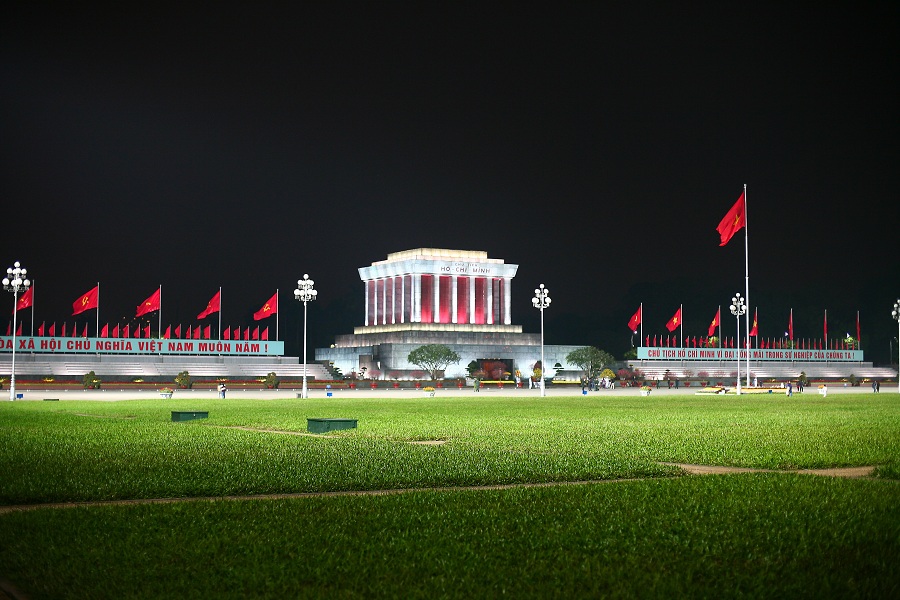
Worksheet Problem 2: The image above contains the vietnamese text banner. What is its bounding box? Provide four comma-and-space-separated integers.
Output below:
637, 347, 863, 362
0, 336, 284, 356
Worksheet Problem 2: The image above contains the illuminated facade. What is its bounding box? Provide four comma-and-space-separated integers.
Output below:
316, 248, 585, 378
357, 248, 518, 331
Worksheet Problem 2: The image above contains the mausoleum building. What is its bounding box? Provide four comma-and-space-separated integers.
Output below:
315, 248, 586, 380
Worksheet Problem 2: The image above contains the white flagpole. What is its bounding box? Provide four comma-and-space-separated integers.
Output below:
743, 183, 751, 387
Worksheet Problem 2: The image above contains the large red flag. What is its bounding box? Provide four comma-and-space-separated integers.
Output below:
197, 290, 221, 319
15, 286, 34, 312
72, 285, 99, 315
665, 307, 682, 332
716, 191, 746, 246
627, 306, 641, 332
749, 308, 758, 337
136, 288, 161, 317
253, 292, 278, 320
708, 308, 720, 337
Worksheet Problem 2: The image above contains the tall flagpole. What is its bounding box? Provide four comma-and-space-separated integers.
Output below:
743, 183, 751, 387
640, 302, 643, 354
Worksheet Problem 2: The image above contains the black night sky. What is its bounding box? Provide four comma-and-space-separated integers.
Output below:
2, 2, 898, 362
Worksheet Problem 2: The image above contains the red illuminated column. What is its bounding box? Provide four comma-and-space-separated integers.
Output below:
433, 274, 441, 323
469, 277, 477, 323
503, 277, 512, 324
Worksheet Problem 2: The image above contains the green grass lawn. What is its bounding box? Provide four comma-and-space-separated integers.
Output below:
1, 393, 898, 598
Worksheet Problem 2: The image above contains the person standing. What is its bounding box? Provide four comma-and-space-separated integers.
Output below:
787, 381, 793, 397
473, 378, 480, 393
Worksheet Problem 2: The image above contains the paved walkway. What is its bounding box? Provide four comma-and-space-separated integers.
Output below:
6, 383, 887, 401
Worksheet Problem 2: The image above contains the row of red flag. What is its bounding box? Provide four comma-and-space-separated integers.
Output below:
14, 286, 278, 320
5, 321, 271, 341
628, 306, 860, 345
643, 334, 856, 350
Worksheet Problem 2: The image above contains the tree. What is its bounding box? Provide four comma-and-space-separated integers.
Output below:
407, 344, 461, 381
565, 347, 615, 379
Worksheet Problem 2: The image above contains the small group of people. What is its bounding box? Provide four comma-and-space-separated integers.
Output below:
580, 377, 615, 392
872, 380, 881, 393
217, 383, 227, 398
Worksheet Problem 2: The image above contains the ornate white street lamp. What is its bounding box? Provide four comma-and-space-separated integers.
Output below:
293, 274, 317, 399
532, 284, 551, 397
3, 261, 31, 401
729, 293, 746, 395
892, 299, 900, 394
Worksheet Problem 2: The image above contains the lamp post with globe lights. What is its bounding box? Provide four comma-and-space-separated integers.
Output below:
893, 299, 900, 394
729, 293, 746, 395
3, 262, 31, 401
293, 274, 317, 399
532, 284, 551, 397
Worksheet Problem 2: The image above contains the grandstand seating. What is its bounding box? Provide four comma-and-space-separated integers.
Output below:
0, 355, 332, 381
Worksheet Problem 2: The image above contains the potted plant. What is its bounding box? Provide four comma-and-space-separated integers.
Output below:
389, 371, 401, 388
423, 386, 436, 397
174, 370, 192, 389
159, 387, 174, 399
82, 371, 101, 389
411, 370, 425, 389
264, 372, 279, 389
640, 385, 652, 397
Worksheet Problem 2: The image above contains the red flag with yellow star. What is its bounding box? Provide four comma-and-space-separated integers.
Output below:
716, 191, 746, 246
665, 306, 682, 332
